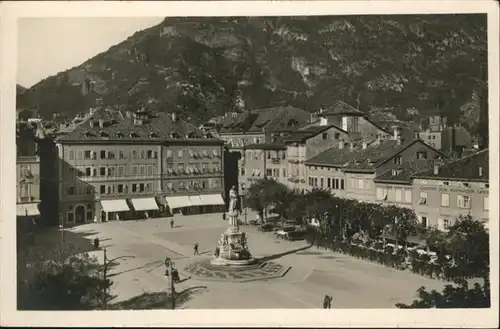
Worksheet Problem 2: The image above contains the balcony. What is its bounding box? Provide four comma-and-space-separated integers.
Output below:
271, 158, 281, 164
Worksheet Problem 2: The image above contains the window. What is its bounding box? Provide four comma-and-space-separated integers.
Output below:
266, 169, 273, 177
177, 149, 183, 158
166, 150, 172, 158
335, 133, 340, 140
420, 216, 428, 227
309, 177, 313, 186
394, 156, 402, 165
404, 190, 412, 203
322, 132, 328, 140
132, 184, 137, 193
327, 178, 331, 188
118, 166, 124, 177
108, 166, 115, 177
119, 150, 124, 159
140, 165, 146, 177
282, 151, 286, 160
100, 185, 106, 194
107, 186, 112, 194
484, 196, 489, 211
357, 179, 364, 190
132, 150, 137, 159
100, 167, 106, 176
69, 150, 75, 160
100, 150, 107, 159
118, 184, 124, 193
108, 151, 115, 159
140, 150, 145, 159
320, 177, 324, 188
394, 188, 402, 202
441, 193, 450, 207
67, 212, 74, 223
240, 168, 245, 176
139, 183, 145, 192
85, 186, 93, 195
419, 192, 428, 205
84, 150, 91, 160
340, 179, 345, 190
267, 152, 271, 159
147, 165, 153, 177
147, 150, 153, 159
282, 168, 286, 177
376, 188, 384, 201
444, 219, 451, 230
67, 185, 76, 195
457, 195, 471, 209
92, 168, 97, 177
416, 151, 427, 159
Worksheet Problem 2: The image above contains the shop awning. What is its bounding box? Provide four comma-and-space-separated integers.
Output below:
101, 199, 130, 212
188, 195, 205, 207
131, 198, 159, 211
200, 194, 225, 206
165, 196, 192, 209
16, 203, 40, 216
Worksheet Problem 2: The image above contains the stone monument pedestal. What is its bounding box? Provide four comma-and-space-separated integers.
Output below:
210, 210, 257, 266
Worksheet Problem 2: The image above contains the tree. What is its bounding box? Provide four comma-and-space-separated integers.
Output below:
245, 178, 290, 221
396, 279, 490, 308
25, 253, 112, 310
445, 215, 489, 278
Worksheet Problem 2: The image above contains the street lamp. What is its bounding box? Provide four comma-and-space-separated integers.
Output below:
102, 248, 135, 309
164, 256, 178, 309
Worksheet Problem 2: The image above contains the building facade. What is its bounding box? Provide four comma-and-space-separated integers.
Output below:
56, 108, 225, 226
412, 149, 489, 230
16, 155, 41, 220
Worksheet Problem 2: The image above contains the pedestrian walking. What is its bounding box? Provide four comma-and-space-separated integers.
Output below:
193, 242, 199, 255
170, 219, 174, 228
222, 212, 226, 221
323, 294, 329, 309
93, 237, 100, 249
327, 295, 332, 309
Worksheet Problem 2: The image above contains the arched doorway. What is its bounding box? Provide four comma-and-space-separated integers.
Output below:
75, 205, 86, 224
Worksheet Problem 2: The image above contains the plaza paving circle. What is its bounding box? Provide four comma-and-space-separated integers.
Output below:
184, 259, 291, 282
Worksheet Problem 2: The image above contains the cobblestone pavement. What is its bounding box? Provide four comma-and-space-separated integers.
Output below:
67, 211, 448, 309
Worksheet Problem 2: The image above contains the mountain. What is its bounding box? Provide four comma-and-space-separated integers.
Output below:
17, 15, 488, 144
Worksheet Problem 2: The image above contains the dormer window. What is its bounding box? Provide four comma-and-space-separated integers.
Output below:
84, 131, 94, 138
170, 132, 180, 139
205, 133, 213, 139
130, 132, 139, 138
99, 131, 109, 137
394, 156, 402, 165
186, 132, 196, 139
116, 131, 124, 138
149, 132, 158, 138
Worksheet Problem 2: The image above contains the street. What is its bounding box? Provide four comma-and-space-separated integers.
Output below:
67, 211, 447, 309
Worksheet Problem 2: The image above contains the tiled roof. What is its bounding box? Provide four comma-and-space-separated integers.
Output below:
244, 143, 287, 150
321, 100, 364, 116
58, 108, 222, 144
374, 159, 436, 184
281, 125, 347, 143
413, 149, 489, 182
219, 106, 308, 133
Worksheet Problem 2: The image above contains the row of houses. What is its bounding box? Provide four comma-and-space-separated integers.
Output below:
217, 101, 488, 231
16, 107, 227, 227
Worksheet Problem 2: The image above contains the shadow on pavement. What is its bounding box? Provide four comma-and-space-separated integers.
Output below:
109, 286, 207, 310
259, 244, 314, 261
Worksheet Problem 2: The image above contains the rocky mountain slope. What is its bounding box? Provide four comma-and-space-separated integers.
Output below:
17, 15, 487, 142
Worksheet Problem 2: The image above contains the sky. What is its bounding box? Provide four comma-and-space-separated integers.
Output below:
17, 17, 164, 88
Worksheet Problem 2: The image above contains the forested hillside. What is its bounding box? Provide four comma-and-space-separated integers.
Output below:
17, 15, 488, 145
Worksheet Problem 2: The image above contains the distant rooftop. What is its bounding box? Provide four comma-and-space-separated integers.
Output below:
413, 149, 488, 182
320, 100, 365, 116
58, 108, 222, 144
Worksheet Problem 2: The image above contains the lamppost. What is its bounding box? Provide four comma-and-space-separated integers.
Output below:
102, 248, 135, 309
58, 214, 65, 259
164, 256, 178, 309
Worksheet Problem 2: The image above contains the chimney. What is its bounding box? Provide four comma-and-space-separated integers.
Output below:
396, 136, 402, 146
172, 112, 178, 122
478, 166, 483, 177
393, 125, 401, 140
99, 119, 104, 129
362, 140, 367, 149
433, 164, 439, 175
338, 141, 344, 149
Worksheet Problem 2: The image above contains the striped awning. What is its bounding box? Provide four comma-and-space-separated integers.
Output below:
188, 195, 205, 206
101, 199, 130, 212
200, 194, 225, 206
165, 196, 192, 209
131, 198, 159, 211
16, 203, 40, 216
